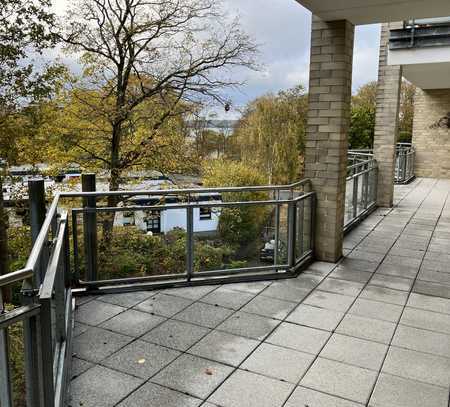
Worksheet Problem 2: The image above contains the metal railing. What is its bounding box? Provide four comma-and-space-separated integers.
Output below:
67, 176, 315, 293
0, 181, 73, 407
0, 175, 316, 407
345, 153, 378, 232
395, 143, 415, 184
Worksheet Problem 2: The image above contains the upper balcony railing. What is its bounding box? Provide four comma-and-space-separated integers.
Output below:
390, 17, 450, 50
395, 142, 415, 184
345, 152, 378, 232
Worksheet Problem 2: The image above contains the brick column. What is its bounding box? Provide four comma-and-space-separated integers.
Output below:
373, 23, 403, 207
304, 16, 354, 262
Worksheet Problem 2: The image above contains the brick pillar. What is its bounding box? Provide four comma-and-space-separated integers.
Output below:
304, 16, 354, 262
373, 23, 403, 207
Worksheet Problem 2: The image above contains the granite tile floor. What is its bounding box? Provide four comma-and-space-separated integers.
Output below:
69, 178, 450, 407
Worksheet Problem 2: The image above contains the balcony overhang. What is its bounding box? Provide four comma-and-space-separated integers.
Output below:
388, 25, 450, 89
295, 0, 450, 25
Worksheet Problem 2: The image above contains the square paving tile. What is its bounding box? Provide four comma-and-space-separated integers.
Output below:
134, 293, 193, 317
164, 285, 219, 300
208, 369, 293, 407
189, 330, 259, 366
300, 358, 377, 404
151, 354, 233, 399
401, 307, 450, 335
320, 334, 388, 371
383, 346, 450, 388
348, 298, 403, 323
226, 281, 272, 294
174, 302, 234, 328
285, 386, 363, 407
71, 357, 94, 379
413, 280, 450, 299
376, 263, 418, 279
336, 314, 396, 344
200, 287, 255, 310
69, 365, 142, 407
75, 300, 126, 326
100, 309, 166, 337
407, 292, 450, 314
98, 291, 154, 308
217, 311, 279, 340
338, 258, 378, 272
118, 382, 202, 407
102, 340, 180, 379
369, 373, 449, 407
261, 282, 310, 302
286, 304, 344, 331
73, 322, 90, 338
141, 319, 210, 351
267, 322, 330, 354
304, 290, 355, 312
73, 326, 133, 363
359, 285, 408, 306
241, 295, 297, 320
293, 274, 324, 290
392, 324, 450, 358
241, 343, 314, 383
318, 278, 364, 297
369, 274, 414, 292
330, 267, 373, 283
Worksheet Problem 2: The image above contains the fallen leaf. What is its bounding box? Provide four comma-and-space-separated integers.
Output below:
205, 368, 213, 376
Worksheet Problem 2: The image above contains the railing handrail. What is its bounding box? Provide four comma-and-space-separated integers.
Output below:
0, 267, 33, 288
59, 179, 312, 199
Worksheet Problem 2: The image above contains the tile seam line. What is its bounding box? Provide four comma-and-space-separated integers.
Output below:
365, 179, 450, 406
278, 179, 433, 406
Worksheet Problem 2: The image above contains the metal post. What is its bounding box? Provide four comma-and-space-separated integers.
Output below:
186, 206, 194, 281
39, 298, 55, 407
363, 171, 369, 209
82, 174, 97, 282
352, 175, 359, 219
0, 291, 12, 407
287, 201, 296, 268
28, 179, 47, 284
274, 191, 280, 265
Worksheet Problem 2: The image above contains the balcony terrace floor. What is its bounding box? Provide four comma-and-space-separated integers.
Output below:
69, 178, 450, 407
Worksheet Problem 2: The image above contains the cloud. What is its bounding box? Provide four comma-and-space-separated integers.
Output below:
49, 0, 382, 113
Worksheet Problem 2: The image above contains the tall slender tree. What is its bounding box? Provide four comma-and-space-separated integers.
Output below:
0, 0, 60, 278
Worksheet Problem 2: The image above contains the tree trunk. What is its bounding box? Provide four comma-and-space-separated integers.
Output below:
101, 123, 122, 249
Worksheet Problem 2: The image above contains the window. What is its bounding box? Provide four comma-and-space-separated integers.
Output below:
145, 210, 161, 233
199, 207, 212, 220
123, 211, 135, 226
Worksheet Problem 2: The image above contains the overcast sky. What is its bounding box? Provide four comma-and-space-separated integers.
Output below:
52, 0, 381, 118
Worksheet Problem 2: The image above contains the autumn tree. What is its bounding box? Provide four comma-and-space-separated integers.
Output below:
349, 81, 377, 149
399, 81, 416, 142
0, 0, 60, 277
232, 85, 308, 184
59, 0, 257, 199
349, 80, 416, 149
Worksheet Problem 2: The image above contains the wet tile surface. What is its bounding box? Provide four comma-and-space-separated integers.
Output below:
71, 179, 450, 406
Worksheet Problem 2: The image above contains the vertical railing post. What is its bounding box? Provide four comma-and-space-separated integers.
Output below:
402, 150, 407, 182
363, 171, 369, 209
0, 291, 12, 407
274, 191, 280, 265
39, 298, 55, 407
186, 205, 194, 281
352, 175, 358, 219
28, 179, 47, 284
287, 201, 296, 268
82, 174, 97, 282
